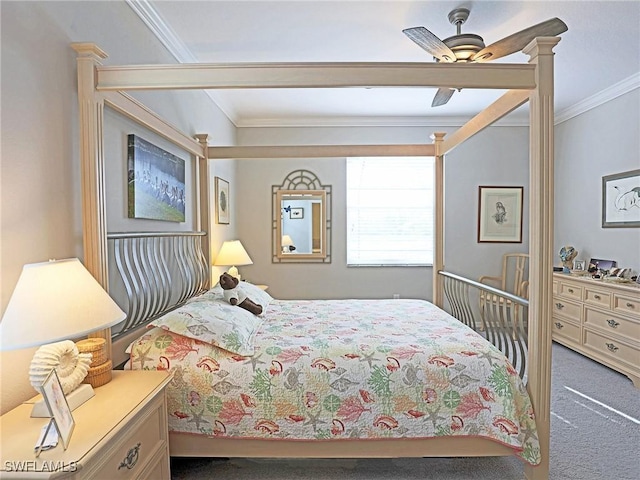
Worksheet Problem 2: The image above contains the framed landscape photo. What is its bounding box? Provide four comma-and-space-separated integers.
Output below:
127, 134, 186, 222
215, 177, 230, 224
40, 369, 75, 450
478, 186, 524, 243
602, 169, 640, 228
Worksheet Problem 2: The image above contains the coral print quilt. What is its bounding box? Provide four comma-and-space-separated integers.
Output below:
128, 298, 540, 465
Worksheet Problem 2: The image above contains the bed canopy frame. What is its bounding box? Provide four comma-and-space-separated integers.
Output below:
72, 37, 559, 480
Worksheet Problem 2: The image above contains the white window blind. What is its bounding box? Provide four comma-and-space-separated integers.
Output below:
347, 157, 434, 266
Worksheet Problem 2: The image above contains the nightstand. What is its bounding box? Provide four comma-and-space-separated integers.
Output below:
0, 370, 172, 479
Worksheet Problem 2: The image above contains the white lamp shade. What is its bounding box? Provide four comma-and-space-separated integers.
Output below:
0, 258, 126, 351
213, 240, 253, 267
282, 235, 294, 247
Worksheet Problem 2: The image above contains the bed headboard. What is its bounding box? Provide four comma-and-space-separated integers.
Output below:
107, 231, 208, 365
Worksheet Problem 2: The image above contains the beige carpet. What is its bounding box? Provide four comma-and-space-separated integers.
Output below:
171, 344, 640, 479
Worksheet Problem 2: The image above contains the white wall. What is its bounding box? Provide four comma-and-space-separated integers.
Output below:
555, 89, 640, 271
0, 1, 236, 413
235, 125, 530, 300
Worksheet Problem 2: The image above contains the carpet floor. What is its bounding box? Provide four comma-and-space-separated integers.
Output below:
170, 343, 640, 479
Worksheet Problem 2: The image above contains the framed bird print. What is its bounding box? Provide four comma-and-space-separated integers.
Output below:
478, 186, 523, 243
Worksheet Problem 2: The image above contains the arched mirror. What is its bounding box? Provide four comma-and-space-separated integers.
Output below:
272, 171, 331, 263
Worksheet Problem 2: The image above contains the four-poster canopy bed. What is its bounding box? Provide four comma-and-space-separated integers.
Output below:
72, 35, 559, 480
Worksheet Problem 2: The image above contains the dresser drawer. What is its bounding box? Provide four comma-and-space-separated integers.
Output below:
558, 282, 583, 301
583, 330, 640, 368
584, 307, 640, 342
552, 317, 580, 343
95, 396, 166, 479
584, 287, 611, 309
552, 298, 582, 320
613, 294, 640, 319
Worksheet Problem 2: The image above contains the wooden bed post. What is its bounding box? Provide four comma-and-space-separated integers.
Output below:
432, 132, 446, 307
523, 36, 561, 480
71, 43, 112, 358
195, 134, 211, 288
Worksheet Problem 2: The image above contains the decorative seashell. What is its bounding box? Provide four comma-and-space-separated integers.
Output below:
29, 340, 93, 394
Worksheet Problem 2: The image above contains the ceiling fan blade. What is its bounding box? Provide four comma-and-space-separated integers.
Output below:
431, 88, 456, 107
471, 18, 568, 62
403, 26, 456, 62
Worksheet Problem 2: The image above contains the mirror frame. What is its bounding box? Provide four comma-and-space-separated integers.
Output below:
274, 189, 328, 262
272, 170, 331, 263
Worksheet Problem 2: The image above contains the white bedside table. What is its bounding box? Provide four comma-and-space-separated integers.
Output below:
0, 370, 172, 479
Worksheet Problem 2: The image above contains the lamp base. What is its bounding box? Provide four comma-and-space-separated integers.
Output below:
227, 266, 241, 280
30, 383, 95, 418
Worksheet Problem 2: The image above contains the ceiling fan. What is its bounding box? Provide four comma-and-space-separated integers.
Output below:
403, 8, 568, 107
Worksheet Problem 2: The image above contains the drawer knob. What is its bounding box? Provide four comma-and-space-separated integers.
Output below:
606, 319, 620, 328
594, 294, 601, 300
554, 322, 564, 329
605, 343, 619, 353
119, 442, 141, 471
626, 302, 635, 308
555, 302, 564, 310
568, 288, 574, 293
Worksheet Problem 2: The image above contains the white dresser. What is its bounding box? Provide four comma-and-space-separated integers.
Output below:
0, 371, 172, 479
552, 273, 640, 387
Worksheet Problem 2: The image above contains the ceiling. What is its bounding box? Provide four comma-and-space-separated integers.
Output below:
128, 0, 640, 127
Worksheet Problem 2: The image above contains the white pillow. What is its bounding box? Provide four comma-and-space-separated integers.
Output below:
149, 299, 264, 356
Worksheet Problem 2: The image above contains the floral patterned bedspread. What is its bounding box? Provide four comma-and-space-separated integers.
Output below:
128, 299, 540, 464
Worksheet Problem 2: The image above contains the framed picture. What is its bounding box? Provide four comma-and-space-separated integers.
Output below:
602, 169, 640, 228
477, 186, 524, 243
215, 177, 230, 224
588, 258, 617, 272
289, 207, 304, 219
573, 260, 586, 271
40, 369, 75, 450
127, 134, 186, 222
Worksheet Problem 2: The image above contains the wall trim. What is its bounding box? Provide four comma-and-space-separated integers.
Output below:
555, 72, 640, 124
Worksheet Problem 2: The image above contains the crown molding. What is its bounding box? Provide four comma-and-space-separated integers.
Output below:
125, 0, 239, 125
555, 73, 640, 124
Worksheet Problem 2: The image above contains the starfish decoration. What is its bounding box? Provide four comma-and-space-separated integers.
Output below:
423, 406, 446, 429
245, 353, 266, 371
359, 351, 378, 369
478, 350, 497, 367
133, 344, 153, 370
187, 409, 211, 430
303, 410, 327, 432
520, 424, 538, 445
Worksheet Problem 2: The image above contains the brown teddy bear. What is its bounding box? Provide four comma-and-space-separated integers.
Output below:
219, 272, 263, 315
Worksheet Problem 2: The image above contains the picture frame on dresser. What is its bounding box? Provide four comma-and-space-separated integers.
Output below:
40, 369, 75, 451
602, 169, 640, 228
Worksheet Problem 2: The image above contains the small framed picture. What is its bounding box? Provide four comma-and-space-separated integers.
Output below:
215, 177, 230, 225
573, 260, 586, 271
289, 207, 304, 219
477, 186, 524, 243
40, 369, 75, 450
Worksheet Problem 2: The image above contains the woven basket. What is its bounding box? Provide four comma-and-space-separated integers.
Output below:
76, 338, 108, 367
83, 360, 113, 388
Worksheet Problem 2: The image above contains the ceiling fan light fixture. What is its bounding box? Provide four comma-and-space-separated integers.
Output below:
442, 33, 485, 61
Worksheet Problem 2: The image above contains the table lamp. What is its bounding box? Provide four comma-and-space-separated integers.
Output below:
213, 240, 253, 280
281, 234, 295, 253
0, 258, 126, 416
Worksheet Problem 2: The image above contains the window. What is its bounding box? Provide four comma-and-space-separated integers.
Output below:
346, 157, 434, 266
